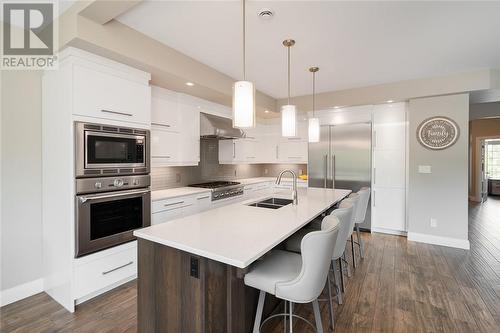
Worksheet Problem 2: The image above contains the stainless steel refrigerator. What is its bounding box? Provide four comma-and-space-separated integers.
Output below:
308, 123, 372, 230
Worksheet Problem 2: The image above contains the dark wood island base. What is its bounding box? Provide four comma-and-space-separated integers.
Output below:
137, 239, 278, 333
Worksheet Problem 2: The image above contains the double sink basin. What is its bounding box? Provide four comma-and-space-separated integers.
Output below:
247, 197, 294, 209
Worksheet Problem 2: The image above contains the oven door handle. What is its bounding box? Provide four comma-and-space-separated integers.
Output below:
78, 189, 150, 204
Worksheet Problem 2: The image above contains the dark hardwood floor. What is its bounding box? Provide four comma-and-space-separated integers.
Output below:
2, 198, 500, 333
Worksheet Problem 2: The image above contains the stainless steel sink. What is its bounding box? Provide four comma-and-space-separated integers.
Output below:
247, 198, 293, 209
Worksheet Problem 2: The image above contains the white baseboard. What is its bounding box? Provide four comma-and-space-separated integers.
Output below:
371, 227, 407, 236
0, 278, 44, 307
407, 232, 470, 250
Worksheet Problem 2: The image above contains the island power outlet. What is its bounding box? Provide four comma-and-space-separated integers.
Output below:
430, 218, 438, 228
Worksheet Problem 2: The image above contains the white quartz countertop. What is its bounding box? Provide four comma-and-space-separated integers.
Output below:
151, 187, 211, 202
135, 188, 351, 268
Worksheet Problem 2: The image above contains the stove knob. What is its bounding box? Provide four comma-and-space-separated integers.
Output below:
113, 179, 124, 187
133, 179, 139, 186
94, 182, 102, 189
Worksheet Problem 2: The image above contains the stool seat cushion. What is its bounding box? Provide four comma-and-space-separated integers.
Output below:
244, 250, 302, 295
285, 228, 316, 253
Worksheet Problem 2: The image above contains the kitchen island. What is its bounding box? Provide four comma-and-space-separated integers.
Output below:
134, 187, 351, 332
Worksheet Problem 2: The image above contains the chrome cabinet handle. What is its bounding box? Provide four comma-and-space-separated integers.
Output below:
164, 200, 184, 207
197, 196, 210, 200
373, 190, 376, 207
373, 167, 376, 185
332, 155, 336, 189
79, 189, 149, 203
373, 130, 377, 148
102, 261, 134, 275
233, 142, 236, 158
276, 146, 279, 159
151, 122, 171, 128
152, 155, 171, 158
101, 109, 133, 117
324, 154, 328, 188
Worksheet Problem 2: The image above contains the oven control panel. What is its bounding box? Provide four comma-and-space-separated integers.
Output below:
76, 175, 151, 195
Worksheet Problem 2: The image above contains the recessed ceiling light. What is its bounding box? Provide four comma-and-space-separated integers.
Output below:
186, 82, 194, 86
264, 110, 269, 113
334, 106, 340, 109
197, 106, 201, 109
387, 100, 394, 103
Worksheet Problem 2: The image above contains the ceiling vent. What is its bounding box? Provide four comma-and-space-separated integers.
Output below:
257, 8, 274, 20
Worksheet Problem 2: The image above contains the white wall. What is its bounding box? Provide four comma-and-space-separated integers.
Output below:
407, 94, 470, 249
1, 71, 44, 295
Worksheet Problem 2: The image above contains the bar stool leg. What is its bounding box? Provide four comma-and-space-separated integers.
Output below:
312, 299, 324, 333
253, 290, 266, 333
351, 234, 357, 269
332, 259, 343, 305
338, 258, 346, 292
289, 301, 293, 333
283, 300, 287, 333
326, 271, 335, 329
356, 225, 365, 259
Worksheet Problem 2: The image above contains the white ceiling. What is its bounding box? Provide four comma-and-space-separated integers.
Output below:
117, 1, 500, 99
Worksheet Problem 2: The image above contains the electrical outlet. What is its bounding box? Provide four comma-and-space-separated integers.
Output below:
176, 173, 181, 183
299, 169, 303, 175
190, 257, 199, 278
430, 218, 437, 228
264, 168, 268, 175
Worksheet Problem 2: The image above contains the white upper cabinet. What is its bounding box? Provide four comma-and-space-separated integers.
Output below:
151, 88, 179, 130
71, 58, 151, 125
219, 122, 308, 165
151, 87, 200, 166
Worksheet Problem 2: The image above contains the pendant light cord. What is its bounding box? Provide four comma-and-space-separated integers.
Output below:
312, 71, 316, 117
287, 45, 291, 105
242, 0, 246, 80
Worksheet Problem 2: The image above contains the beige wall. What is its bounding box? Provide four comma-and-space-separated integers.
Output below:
1, 71, 43, 291
408, 94, 469, 247
469, 118, 500, 200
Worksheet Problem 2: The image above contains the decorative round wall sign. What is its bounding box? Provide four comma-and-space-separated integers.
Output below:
416, 116, 459, 150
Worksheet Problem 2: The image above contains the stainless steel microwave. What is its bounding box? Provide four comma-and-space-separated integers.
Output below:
75, 122, 150, 178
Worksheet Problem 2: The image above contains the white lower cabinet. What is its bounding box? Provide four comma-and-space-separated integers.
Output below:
73, 242, 137, 302
152, 193, 212, 225
372, 188, 406, 233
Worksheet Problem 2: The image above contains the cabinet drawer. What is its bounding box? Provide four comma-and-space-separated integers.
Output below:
152, 196, 196, 213
74, 246, 137, 299
73, 64, 150, 124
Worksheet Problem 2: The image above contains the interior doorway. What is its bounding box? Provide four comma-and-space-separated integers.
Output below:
484, 139, 500, 200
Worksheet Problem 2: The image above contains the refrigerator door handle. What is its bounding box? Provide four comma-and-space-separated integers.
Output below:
324, 154, 328, 188
332, 154, 336, 189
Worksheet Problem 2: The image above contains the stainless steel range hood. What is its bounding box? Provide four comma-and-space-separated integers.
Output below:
200, 112, 246, 139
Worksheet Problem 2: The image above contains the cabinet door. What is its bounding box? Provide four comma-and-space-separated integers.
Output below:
237, 140, 257, 162
73, 64, 150, 124
151, 88, 179, 131
178, 100, 200, 165
151, 129, 179, 164
219, 140, 236, 164
373, 104, 406, 151
372, 188, 406, 232
278, 140, 308, 163
373, 150, 406, 188
194, 194, 211, 213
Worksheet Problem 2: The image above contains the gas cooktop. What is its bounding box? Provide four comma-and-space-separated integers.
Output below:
188, 181, 241, 189
189, 181, 244, 201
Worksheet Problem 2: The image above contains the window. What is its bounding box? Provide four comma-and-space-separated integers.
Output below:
486, 139, 500, 179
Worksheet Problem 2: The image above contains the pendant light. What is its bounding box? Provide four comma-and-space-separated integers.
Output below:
308, 67, 320, 143
232, 0, 255, 128
281, 39, 297, 137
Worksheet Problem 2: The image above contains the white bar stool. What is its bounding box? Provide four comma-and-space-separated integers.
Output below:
350, 187, 371, 259
244, 216, 341, 333
285, 201, 354, 329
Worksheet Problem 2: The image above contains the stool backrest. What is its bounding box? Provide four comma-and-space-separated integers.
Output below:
353, 188, 370, 223
275, 216, 340, 303
344, 194, 359, 233
330, 201, 354, 260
